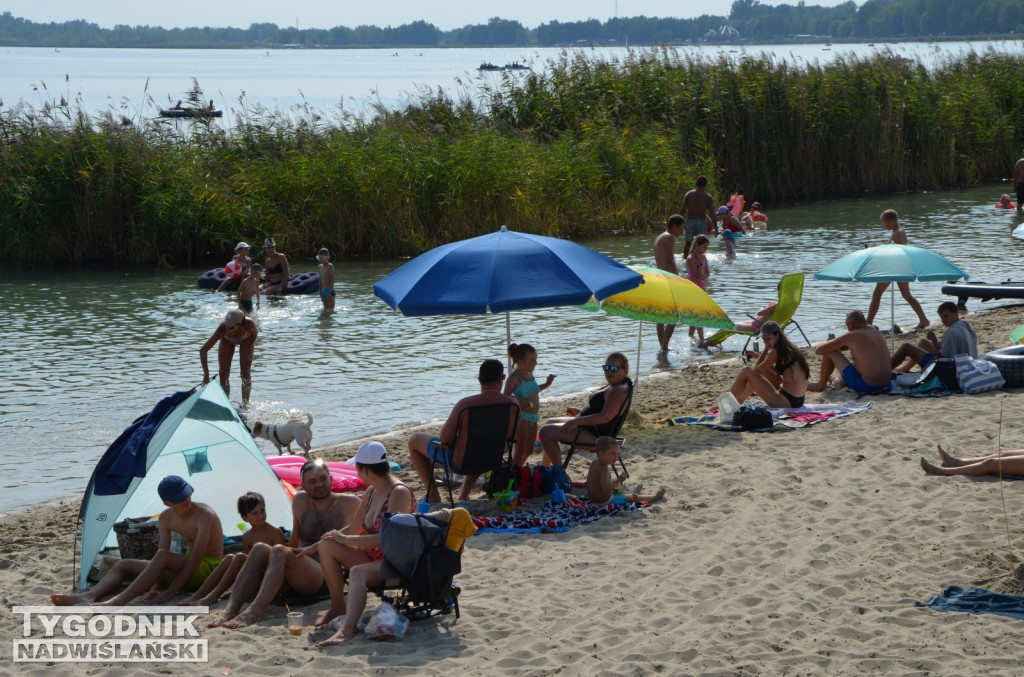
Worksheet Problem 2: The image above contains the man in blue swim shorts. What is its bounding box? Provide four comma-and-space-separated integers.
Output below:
407, 359, 518, 503
808, 310, 891, 394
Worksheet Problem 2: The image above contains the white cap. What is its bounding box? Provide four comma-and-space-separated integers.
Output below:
235, 242, 251, 251
224, 309, 244, 328
353, 441, 388, 465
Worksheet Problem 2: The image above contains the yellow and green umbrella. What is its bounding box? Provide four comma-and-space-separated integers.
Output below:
582, 265, 734, 406
587, 265, 734, 328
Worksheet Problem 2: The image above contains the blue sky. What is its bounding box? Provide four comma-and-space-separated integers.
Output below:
5, 1, 857, 31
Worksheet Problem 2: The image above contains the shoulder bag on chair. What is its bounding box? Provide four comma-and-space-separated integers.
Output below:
954, 354, 1005, 394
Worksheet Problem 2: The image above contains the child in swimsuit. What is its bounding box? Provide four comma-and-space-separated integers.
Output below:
717, 206, 746, 259
686, 234, 711, 343
585, 437, 665, 505
317, 248, 336, 311
504, 343, 556, 466
237, 264, 261, 315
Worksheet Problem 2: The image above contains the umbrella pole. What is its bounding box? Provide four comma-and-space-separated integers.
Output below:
634, 320, 642, 409
505, 312, 512, 373
890, 283, 896, 351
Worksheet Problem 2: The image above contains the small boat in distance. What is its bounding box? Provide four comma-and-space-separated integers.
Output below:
477, 62, 504, 71
505, 62, 530, 70
159, 108, 223, 118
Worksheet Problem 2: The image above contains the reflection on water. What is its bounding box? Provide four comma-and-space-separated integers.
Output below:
2, 183, 1022, 509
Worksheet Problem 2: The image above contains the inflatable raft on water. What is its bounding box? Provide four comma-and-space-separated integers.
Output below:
197, 268, 320, 295
941, 281, 1024, 306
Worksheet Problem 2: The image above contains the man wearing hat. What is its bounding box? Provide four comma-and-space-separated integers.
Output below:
51, 476, 224, 606
210, 460, 359, 629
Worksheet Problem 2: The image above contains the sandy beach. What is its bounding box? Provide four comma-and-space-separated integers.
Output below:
4, 303, 1024, 675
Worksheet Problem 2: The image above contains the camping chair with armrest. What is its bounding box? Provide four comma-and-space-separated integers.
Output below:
427, 402, 519, 508
701, 272, 811, 351
562, 379, 633, 477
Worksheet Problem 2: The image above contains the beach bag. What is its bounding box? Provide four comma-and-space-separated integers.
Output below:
483, 464, 518, 497
538, 465, 572, 495
732, 404, 773, 430
955, 354, 1005, 394
405, 518, 461, 604
913, 357, 959, 393
113, 517, 160, 559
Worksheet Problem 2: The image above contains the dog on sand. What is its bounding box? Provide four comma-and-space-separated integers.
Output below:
251, 413, 314, 456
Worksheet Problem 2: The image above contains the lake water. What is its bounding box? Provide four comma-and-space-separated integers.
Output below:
3, 183, 1022, 511
2, 41, 1022, 122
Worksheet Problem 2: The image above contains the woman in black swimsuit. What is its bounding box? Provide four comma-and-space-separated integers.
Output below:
728, 321, 809, 409
260, 237, 290, 295
538, 352, 633, 467
304, 442, 414, 646
199, 309, 259, 405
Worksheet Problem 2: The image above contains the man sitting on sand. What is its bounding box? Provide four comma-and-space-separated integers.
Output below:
408, 359, 518, 503
808, 310, 891, 394
891, 301, 977, 373
52, 476, 223, 606
209, 460, 359, 628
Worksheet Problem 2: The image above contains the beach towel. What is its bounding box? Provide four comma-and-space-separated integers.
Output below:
667, 401, 874, 432
916, 585, 1024, 620
472, 495, 645, 534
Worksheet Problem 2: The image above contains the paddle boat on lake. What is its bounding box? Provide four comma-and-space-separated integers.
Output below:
160, 108, 223, 118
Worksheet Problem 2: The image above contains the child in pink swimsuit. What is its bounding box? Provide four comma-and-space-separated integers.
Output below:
686, 234, 711, 343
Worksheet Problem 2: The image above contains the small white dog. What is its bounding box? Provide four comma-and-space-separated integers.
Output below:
252, 413, 314, 456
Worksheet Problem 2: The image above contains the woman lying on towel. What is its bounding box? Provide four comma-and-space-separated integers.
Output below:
727, 321, 809, 409
921, 445, 1024, 476
297, 442, 414, 646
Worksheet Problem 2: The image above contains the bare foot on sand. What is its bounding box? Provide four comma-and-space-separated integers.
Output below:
921, 457, 948, 475
651, 486, 667, 501
208, 609, 241, 628
316, 629, 356, 648
915, 320, 930, 330
314, 607, 346, 627
51, 593, 91, 606
219, 609, 261, 630
936, 444, 961, 467
807, 379, 836, 393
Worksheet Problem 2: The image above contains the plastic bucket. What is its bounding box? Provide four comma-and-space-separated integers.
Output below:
717, 392, 740, 424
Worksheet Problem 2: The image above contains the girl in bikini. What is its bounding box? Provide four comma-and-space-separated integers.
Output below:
199, 309, 259, 405
686, 234, 711, 344
727, 320, 809, 409
308, 442, 414, 644
504, 343, 557, 466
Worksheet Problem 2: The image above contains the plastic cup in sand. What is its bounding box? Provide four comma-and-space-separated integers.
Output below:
286, 611, 304, 636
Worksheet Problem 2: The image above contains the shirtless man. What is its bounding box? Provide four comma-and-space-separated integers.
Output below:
1014, 150, 1024, 213
408, 359, 518, 503
679, 176, 717, 258
51, 476, 224, 606
209, 460, 359, 628
808, 310, 891, 394
654, 214, 685, 354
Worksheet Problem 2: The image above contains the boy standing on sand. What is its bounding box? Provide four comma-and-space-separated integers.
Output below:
51, 476, 224, 606
865, 209, 929, 330
317, 248, 336, 311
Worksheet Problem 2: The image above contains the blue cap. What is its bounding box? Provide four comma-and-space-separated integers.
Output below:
158, 475, 194, 504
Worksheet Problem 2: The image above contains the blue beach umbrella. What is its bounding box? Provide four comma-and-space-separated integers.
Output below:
373, 226, 644, 356
815, 243, 969, 348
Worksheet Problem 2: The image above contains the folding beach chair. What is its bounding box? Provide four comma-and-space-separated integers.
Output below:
562, 379, 633, 477
427, 402, 519, 508
701, 272, 811, 351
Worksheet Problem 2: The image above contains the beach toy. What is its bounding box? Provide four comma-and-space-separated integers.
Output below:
417, 496, 430, 513
225, 260, 242, 278
493, 480, 519, 512
551, 485, 566, 504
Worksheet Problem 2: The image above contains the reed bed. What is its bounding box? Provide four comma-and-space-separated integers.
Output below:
2, 47, 1023, 266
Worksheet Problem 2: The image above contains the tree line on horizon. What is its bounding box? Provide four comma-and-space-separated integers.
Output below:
1, 0, 1022, 49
